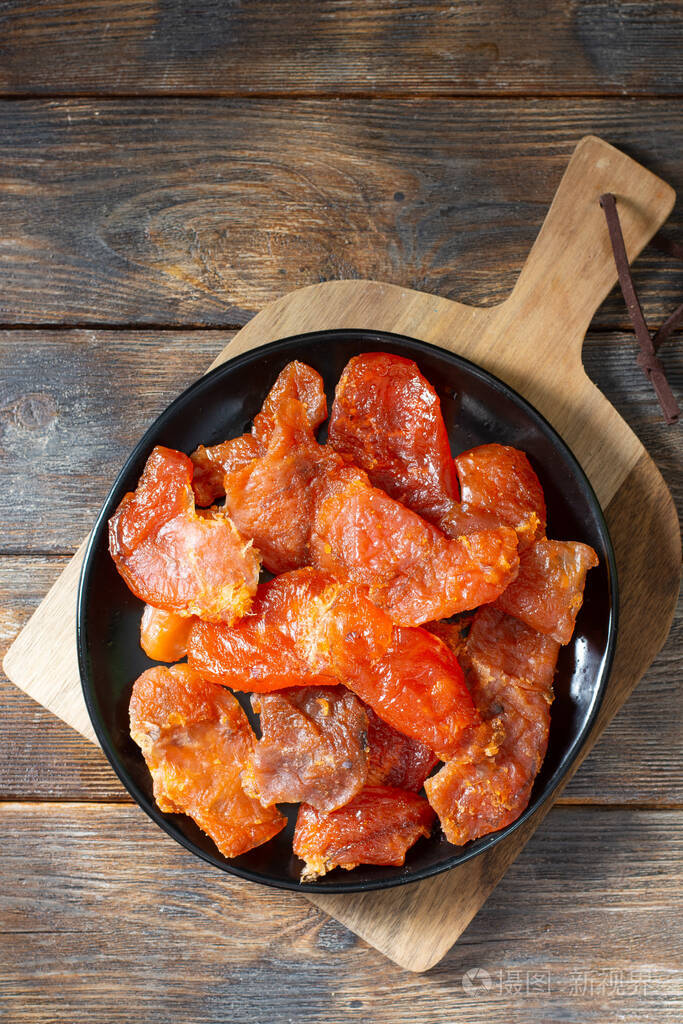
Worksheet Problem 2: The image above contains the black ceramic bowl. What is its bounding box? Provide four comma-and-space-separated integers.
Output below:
78, 329, 617, 894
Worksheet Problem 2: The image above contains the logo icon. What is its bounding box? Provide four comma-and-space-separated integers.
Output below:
462, 967, 492, 995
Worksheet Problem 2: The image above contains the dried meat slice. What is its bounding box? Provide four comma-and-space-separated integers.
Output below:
191, 360, 520, 623
364, 704, 438, 791
311, 466, 519, 625
424, 696, 548, 846
109, 446, 260, 624
251, 359, 328, 445
188, 568, 478, 758
293, 786, 435, 880
425, 604, 559, 845
129, 664, 286, 858
223, 425, 343, 574
191, 435, 261, 507
243, 686, 369, 812
496, 538, 599, 644
139, 604, 196, 662
190, 361, 327, 507
348, 625, 477, 759
327, 354, 545, 552
188, 568, 392, 693
450, 444, 546, 551
464, 603, 560, 694
328, 352, 459, 520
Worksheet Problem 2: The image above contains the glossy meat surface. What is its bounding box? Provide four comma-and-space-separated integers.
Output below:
191, 435, 261, 508
424, 697, 548, 846
251, 359, 328, 445
293, 786, 435, 880
311, 466, 520, 625
190, 361, 327, 507
425, 604, 558, 845
244, 686, 369, 812
365, 705, 438, 791
326, 354, 545, 552
193, 359, 520, 623
188, 568, 392, 692
129, 664, 286, 858
188, 568, 478, 758
450, 444, 546, 551
223, 423, 343, 575
496, 538, 599, 643
109, 446, 260, 623
328, 352, 459, 520
349, 625, 477, 759
465, 604, 560, 694
139, 604, 196, 662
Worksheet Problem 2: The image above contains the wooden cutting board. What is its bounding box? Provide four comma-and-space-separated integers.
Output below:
3, 136, 680, 973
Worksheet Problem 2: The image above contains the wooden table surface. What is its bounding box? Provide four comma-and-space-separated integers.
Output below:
1, 3, 681, 1021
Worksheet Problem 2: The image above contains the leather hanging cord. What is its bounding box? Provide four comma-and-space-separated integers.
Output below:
599, 193, 680, 425
651, 232, 683, 351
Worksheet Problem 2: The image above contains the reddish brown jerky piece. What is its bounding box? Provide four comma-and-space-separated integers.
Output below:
348, 625, 477, 759
496, 538, 599, 644
251, 359, 328, 445
190, 361, 328, 507
425, 604, 558, 845
191, 435, 261, 508
188, 568, 392, 693
139, 605, 196, 662
449, 444, 546, 551
293, 786, 435, 880
223, 419, 344, 575
465, 604, 560, 695
328, 352, 459, 520
327, 353, 545, 552
129, 664, 285, 858
425, 693, 549, 846
244, 686, 369, 812
188, 568, 478, 759
192, 360, 520, 621
364, 705, 438, 791
109, 446, 260, 624
311, 466, 520, 626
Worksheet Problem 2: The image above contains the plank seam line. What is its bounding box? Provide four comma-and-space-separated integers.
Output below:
1, 91, 683, 102
0, 321, 253, 332
0, 549, 80, 558
0, 323, 679, 337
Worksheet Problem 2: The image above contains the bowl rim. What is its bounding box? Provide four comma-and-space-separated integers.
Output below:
77, 327, 619, 894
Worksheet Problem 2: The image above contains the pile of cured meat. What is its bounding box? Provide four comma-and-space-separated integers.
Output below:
109, 353, 598, 881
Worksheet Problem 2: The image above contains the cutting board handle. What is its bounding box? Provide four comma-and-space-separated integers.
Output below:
504, 135, 675, 364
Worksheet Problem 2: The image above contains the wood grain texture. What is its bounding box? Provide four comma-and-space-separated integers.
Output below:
0, 555, 127, 801
2, 137, 680, 972
0, 330, 236, 553
0, 1, 682, 97
1, 803, 681, 1024
1, 100, 683, 327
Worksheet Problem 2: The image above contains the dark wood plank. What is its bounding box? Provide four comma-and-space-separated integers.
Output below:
1, 803, 680, 1022
0, 331, 235, 552
1, 553, 680, 806
0, 555, 128, 801
1, 328, 679, 554
0, 1, 681, 97
0, 100, 681, 327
